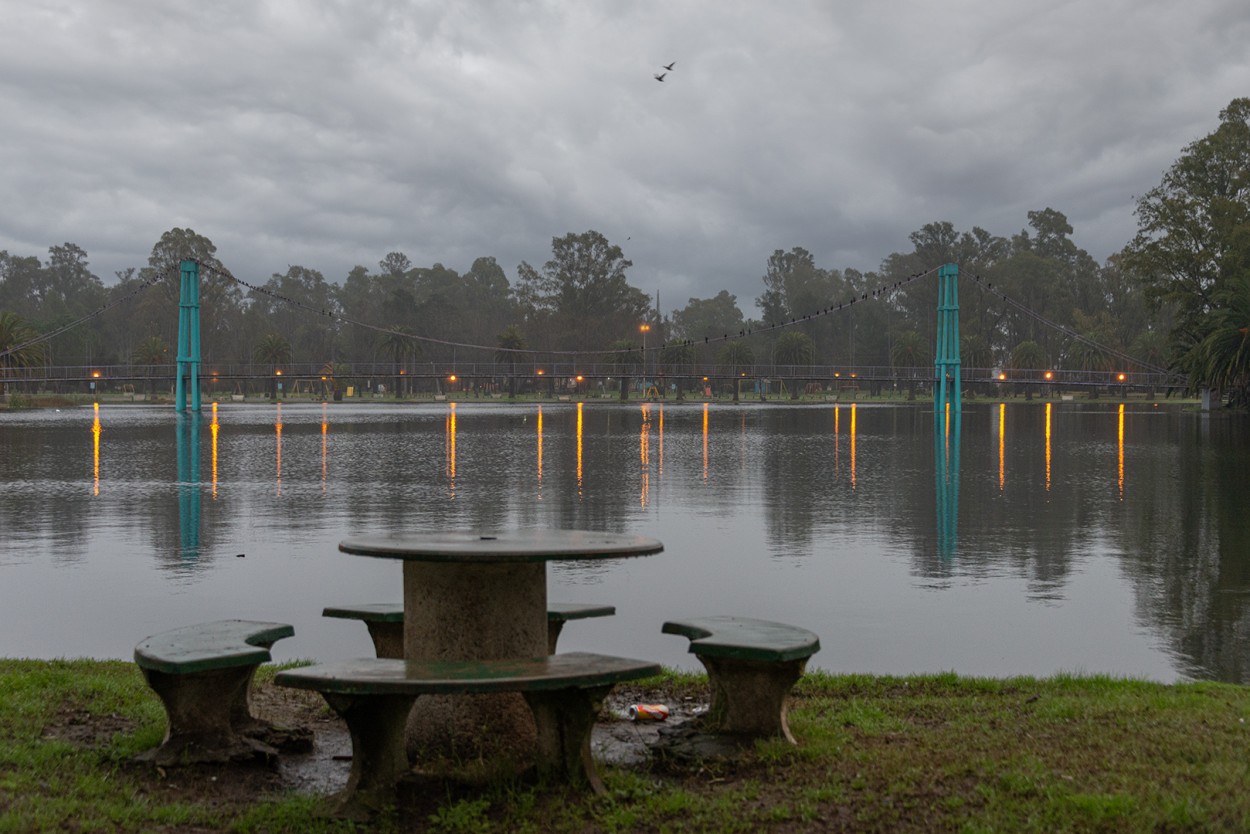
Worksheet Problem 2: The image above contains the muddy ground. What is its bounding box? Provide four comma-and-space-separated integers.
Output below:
44, 678, 712, 823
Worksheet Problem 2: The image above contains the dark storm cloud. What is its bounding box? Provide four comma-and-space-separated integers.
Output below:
1, 0, 1247, 316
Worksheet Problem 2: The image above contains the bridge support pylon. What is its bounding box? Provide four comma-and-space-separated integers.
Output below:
175, 259, 201, 413
934, 263, 960, 431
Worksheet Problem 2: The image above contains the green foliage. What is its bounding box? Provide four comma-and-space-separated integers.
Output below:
1127, 97, 1250, 398
515, 230, 649, 352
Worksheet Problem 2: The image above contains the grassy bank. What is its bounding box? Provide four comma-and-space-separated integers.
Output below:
1, 659, 1248, 832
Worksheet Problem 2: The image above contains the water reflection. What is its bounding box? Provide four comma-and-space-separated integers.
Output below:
1118, 403, 1125, 500
935, 403, 961, 562
446, 403, 456, 499
274, 404, 283, 496
536, 406, 543, 497
5, 402, 1250, 685
176, 414, 201, 560
702, 403, 709, 482
639, 404, 651, 508
1045, 402, 1051, 493
211, 403, 219, 498
91, 403, 101, 496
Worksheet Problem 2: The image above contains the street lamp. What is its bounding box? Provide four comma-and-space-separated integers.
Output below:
640, 324, 651, 392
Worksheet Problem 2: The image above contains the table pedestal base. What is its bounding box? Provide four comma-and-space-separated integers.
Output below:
402, 560, 547, 761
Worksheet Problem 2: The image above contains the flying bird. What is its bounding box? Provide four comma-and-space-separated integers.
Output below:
663, 61, 676, 70
654, 72, 666, 82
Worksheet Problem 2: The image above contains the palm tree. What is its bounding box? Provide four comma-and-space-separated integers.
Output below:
254, 333, 292, 399
1062, 336, 1108, 399
1010, 340, 1049, 401
495, 325, 526, 399
375, 327, 422, 399
133, 335, 169, 397
0, 311, 46, 395
718, 341, 754, 402
890, 330, 930, 400
1186, 275, 1250, 408
610, 340, 641, 401
773, 331, 815, 399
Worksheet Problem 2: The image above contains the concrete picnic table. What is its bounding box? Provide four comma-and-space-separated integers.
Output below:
337, 529, 664, 755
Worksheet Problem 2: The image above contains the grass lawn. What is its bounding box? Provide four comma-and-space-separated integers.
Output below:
1, 659, 1247, 832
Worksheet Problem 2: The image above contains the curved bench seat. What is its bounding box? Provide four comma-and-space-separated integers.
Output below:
133, 619, 296, 765
663, 615, 820, 743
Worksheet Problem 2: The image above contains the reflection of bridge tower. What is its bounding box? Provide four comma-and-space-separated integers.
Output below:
175, 259, 201, 412
935, 406, 960, 561
176, 413, 201, 560
933, 262, 960, 430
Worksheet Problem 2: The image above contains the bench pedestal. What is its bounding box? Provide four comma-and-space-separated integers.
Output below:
523, 683, 613, 794
323, 692, 417, 818
136, 666, 278, 765
697, 656, 808, 743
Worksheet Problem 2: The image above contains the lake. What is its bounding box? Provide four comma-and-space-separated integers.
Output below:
1, 399, 1247, 682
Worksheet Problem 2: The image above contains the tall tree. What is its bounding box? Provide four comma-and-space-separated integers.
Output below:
515, 230, 649, 352
1125, 98, 1250, 397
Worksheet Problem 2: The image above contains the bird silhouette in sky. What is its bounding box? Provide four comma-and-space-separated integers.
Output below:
663, 61, 676, 70
654, 72, 666, 82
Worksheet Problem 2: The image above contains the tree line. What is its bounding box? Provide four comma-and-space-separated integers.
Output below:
2, 98, 1248, 405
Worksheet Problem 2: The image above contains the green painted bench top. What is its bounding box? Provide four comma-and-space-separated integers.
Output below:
275, 652, 660, 696
662, 616, 820, 662
322, 602, 615, 623
134, 620, 294, 675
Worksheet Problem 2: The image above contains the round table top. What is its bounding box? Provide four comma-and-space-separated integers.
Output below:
339, 529, 664, 564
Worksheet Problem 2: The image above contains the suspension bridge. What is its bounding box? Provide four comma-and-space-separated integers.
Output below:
1, 259, 1184, 405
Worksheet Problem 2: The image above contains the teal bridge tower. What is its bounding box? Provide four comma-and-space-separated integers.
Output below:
175, 259, 201, 412
933, 263, 960, 429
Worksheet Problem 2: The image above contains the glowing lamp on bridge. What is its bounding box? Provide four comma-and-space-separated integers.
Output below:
998, 372, 1007, 381
91, 371, 101, 379
850, 373, 857, 378
274, 369, 283, 376
576, 375, 584, 382
834, 372, 840, 378
449, 374, 457, 382
1044, 371, 1053, 380
1117, 373, 1127, 382
536, 369, 544, 376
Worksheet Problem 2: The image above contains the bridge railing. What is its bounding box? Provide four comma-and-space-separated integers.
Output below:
2, 362, 1186, 391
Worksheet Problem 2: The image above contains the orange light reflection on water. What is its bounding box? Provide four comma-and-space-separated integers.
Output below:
91, 403, 101, 496
274, 404, 283, 496
1118, 403, 1125, 500
701, 403, 709, 482
211, 403, 219, 497
639, 403, 651, 507
998, 402, 1006, 491
321, 403, 328, 494
446, 403, 456, 499
849, 404, 857, 489
834, 405, 840, 478
536, 407, 543, 497
576, 402, 584, 497
1044, 402, 1051, 493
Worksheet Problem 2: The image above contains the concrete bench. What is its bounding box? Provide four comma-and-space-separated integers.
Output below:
133, 619, 298, 765
662, 615, 820, 743
275, 651, 660, 815
322, 602, 616, 658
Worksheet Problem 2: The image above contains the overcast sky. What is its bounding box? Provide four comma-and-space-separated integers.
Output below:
2, 1, 1248, 314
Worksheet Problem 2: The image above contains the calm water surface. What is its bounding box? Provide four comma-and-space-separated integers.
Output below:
2, 400, 1248, 682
